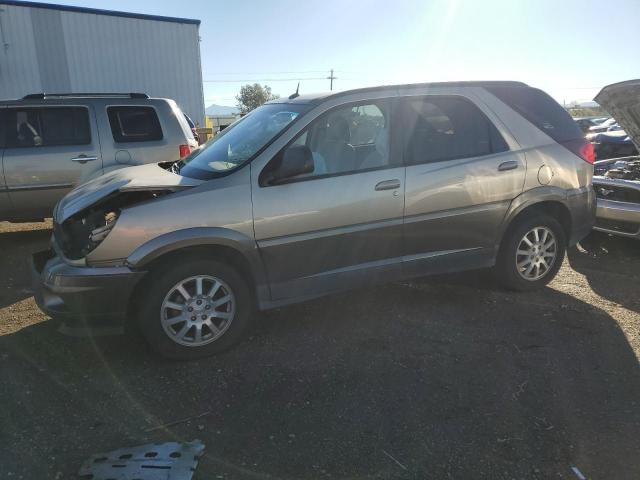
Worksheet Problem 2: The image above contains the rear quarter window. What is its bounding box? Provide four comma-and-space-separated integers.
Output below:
107, 106, 163, 143
486, 86, 583, 142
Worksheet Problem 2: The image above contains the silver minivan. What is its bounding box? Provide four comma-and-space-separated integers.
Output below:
32, 82, 596, 359
0, 93, 198, 222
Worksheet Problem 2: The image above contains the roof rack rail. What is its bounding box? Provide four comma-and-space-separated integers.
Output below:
22, 92, 150, 100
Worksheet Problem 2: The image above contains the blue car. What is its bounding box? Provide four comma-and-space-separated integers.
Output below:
591, 129, 638, 160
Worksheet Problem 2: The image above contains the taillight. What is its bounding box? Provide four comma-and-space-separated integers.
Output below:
179, 144, 191, 158
580, 142, 595, 164
560, 139, 595, 164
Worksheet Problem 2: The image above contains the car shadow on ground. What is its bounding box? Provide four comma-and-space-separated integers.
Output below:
1, 272, 639, 479
567, 231, 640, 314
0, 227, 51, 308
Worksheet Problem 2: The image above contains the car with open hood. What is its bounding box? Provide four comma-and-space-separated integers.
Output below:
31, 81, 596, 359
592, 80, 640, 239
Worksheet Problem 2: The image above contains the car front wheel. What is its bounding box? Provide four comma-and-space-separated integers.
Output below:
137, 257, 255, 360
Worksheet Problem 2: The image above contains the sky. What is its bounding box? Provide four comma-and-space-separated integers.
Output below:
51, 0, 640, 107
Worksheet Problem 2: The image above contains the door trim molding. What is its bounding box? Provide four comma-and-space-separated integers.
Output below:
5, 183, 73, 192
404, 200, 509, 225
402, 247, 483, 263
256, 216, 404, 248
299, 246, 482, 280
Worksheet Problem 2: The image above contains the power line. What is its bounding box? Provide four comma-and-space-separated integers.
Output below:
203, 70, 330, 76
203, 77, 326, 83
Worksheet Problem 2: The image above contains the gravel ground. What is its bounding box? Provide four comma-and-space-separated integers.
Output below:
0, 221, 639, 479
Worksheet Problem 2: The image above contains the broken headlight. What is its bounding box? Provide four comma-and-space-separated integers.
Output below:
55, 190, 174, 260
57, 209, 120, 260
89, 211, 118, 244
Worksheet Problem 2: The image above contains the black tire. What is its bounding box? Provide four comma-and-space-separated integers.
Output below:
136, 257, 255, 360
495, 213, 566, 291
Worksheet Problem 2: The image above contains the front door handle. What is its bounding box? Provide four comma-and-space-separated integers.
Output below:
71, 155, 98, 164
498, 160, 518, 171
375, 179, 401, 191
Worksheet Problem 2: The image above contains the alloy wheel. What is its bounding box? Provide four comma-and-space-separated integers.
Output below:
160, 275, 236, 347
515, 226, 557, 281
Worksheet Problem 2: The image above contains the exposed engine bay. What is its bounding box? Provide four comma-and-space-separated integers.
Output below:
54, 190, 174, 260
594, 157, 640, 180
593, 157, 640, 207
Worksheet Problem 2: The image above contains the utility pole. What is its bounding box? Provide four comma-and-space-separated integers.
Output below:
327, 69, 337, 91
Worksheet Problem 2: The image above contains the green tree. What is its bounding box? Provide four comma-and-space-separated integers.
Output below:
236, 83, 279, 114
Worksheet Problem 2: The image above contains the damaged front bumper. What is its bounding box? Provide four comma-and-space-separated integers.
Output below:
31, 248, 146, 335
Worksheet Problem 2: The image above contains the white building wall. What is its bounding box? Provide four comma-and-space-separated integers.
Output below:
0, 4, 43, 96
0, 3, 204, 124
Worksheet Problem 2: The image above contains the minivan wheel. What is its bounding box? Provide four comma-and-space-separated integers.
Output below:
137, 258, 255, 360
495, 214, 566, 291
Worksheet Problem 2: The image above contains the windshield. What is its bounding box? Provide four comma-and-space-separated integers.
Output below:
178, 103, 309, 180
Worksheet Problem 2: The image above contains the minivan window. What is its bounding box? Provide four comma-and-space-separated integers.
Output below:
265, 100, 391, 182
402, 96, 508, 165
107, 106, 163, 143
348, 104, 386, 146
485, 86, 583, 143
5, 107, 91, 148
177, 103, 309, 180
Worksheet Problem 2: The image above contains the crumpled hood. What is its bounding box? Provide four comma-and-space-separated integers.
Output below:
594, 80, 640, 152
55, 163, 203, 222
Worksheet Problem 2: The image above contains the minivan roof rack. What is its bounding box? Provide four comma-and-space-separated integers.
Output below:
22, 92, 150, 100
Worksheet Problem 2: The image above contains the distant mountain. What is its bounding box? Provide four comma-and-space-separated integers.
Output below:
206, 104, 239, 116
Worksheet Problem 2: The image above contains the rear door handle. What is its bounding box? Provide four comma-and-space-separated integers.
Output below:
498, 160, 518, 171
71, 155, 98, 164
375, 179, 401, 191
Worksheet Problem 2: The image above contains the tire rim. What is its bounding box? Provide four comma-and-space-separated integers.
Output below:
515, 226, 557, 281
160, 275, 236, 347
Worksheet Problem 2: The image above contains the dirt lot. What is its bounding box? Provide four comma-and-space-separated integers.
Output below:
0, 221, 639, 480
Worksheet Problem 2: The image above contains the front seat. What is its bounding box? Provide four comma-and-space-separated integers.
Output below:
316, 116, 356, 174
360, 127, 389, 170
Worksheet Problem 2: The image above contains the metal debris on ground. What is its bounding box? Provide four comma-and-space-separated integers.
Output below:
78, 440, 205, 480
144, 411, 212, 432
571, 465, 587, 480
382, 449, 408, 471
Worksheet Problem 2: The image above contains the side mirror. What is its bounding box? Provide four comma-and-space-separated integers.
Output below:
271, 145, 314, 183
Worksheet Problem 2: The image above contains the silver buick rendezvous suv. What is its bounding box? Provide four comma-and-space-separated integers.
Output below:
32, 82, 596, 359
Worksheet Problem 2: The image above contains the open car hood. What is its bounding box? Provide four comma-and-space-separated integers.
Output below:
594, 80, 640, 152
55, 163, 203, 222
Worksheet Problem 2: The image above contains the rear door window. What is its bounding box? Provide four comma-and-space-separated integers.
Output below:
107, 106, 163, 143
401, 95, 508, 165
485, 86, 583, 142
5, 107, 91, 148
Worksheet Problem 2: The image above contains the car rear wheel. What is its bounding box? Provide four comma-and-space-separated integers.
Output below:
137, 257, 255, 360
495, 214, 566, 291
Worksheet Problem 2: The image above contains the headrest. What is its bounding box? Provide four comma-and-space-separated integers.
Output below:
325, 116, 350, 143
